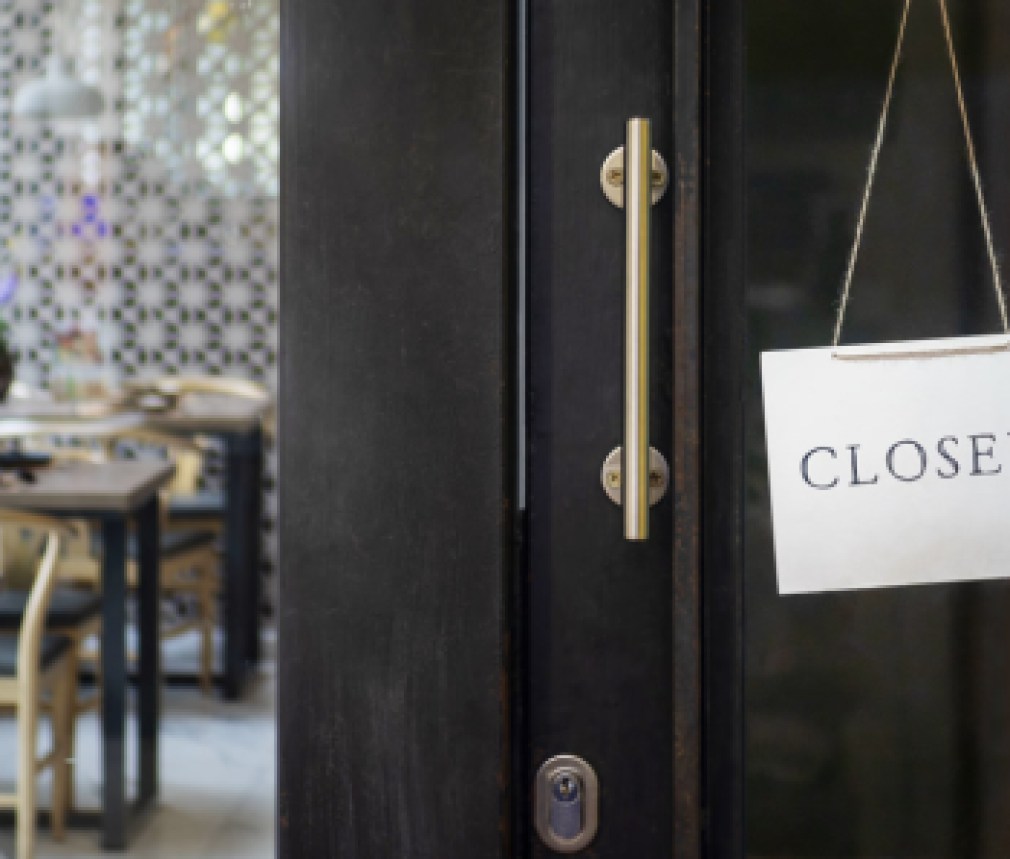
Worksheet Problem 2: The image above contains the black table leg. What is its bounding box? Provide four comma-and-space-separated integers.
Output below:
136, 496, 160, 805
246, 425, 263, 665
223, 431, 252, 699
100, 516, 127, 850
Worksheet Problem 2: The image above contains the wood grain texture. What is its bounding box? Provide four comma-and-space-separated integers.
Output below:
278, 0, 508, 856
527, 0, 673, 854
673, 0, 703, 854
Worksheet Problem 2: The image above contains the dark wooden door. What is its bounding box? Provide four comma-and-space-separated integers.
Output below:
523, 1, 748, 856
278, 0, 510, 856
278, 0, 741, 855
523, 0, 675, 855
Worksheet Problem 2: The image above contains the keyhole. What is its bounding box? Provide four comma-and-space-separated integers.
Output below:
552, 771, 580, 803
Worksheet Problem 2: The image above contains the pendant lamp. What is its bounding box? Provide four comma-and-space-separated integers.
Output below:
14, 0, 105, 122
14, 55, 104, 120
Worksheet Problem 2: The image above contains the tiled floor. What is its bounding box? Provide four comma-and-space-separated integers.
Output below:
0, 633, 275, 859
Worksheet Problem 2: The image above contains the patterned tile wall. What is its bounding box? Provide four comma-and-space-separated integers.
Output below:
0, 0, 279, 601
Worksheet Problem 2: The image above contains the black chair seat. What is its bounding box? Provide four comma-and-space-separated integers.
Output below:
0, 633, 71, 676
139, 530, 218, 559
91, 529, 218, 561
168, 491, 225, 520
0, 587, 102, 631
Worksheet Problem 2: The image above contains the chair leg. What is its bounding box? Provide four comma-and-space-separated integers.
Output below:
16, 697, 37, 859
51, 661, 73, 841
92, 631, 103, 705
199, 564, 216, 695
62, 637, 82, 813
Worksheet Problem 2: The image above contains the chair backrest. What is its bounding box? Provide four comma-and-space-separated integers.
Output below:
126, 375, 269, 403
103, 428, 205, 497
124, 374, 275, 439
11, 442, 110, 576
0, 510, 64, 679
0, 524, 47, 590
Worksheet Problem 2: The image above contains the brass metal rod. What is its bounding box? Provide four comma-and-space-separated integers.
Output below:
624, 118, 650, 540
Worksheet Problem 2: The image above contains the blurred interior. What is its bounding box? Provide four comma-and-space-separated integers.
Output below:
0, 1, 276, 857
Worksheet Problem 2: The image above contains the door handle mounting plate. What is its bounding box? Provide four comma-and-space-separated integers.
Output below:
600, 445, 669, 507
599, 145, 669, 208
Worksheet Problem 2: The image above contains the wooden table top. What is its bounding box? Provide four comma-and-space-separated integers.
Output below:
0, 393, 269, 435
0, 398, 122, 419
0, 406, 145, 439
0, 459, 175, 512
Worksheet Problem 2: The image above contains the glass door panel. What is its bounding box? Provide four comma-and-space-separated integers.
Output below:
746, 1, 1010, 855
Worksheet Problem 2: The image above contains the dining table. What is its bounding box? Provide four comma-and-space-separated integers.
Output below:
0, 455, 174, 850
0, 392, 269, 700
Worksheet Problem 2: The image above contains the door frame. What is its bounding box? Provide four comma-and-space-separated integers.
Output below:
672, 0, 745, 856
510, 0, 748, 852
278, 0, 746, 853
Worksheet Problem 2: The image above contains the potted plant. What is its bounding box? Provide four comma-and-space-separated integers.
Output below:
0, 271, 18, 401
0, 317, 13, 401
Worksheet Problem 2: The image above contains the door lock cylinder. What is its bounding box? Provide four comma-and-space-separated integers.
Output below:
534, 755, 599, 853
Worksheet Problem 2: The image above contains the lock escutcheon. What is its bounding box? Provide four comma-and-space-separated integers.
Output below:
534, 755, 599, 853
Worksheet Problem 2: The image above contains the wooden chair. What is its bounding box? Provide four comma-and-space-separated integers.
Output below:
0, 516, 101, 812
0, 510, 75, 859
121, 373, 274, 439
37, 431, 221, 694
113, 430, 220, 693
120, 373, 273, 531
122, 374, 270, 405
0, 446, 106, 812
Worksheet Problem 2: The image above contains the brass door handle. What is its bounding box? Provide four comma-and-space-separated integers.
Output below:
624, 118, 651, 540
600, 118, 670, 540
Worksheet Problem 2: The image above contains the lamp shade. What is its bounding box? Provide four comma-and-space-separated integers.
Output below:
13, 56, 104, 119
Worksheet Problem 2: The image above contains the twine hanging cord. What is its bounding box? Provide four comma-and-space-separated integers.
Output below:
831, 0, 1009, 350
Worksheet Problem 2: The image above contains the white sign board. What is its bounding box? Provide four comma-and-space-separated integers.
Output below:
761, 333, 1010, 594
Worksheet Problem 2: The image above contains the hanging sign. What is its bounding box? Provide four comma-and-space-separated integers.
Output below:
761, 0, 1010, 594
762, 334, 1010, 594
